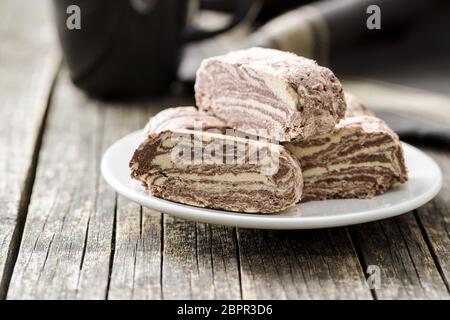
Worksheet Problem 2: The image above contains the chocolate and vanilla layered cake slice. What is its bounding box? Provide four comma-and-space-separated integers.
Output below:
285, 116, 408, 202
130, 129, 302, 213
195, 47, 347, 142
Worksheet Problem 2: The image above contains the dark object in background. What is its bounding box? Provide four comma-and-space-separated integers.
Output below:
52, 0, 255, 99
201, 0, 314, 22
248, 0, 445, 66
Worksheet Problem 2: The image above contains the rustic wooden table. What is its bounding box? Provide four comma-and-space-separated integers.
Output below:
1, 1, 449, 300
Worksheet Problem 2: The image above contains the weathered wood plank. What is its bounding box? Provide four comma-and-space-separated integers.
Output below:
350, 212, 449, 299
6, 71, 104, 299
415, 147, 450, 293
237, 228, 372, 299
6, 72, 169, 299
107, 197, 162, 300
0, 0, 60, 297
105, 100, 178, 299
75, 104, 146, 299
162, 217, 241, 299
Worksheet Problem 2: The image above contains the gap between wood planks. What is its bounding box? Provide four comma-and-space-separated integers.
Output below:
347, 227, 378, 300
413, 147, 450, 294
105, 193, 117, 299
0, 63, 61, 299
159, 214, 165, 300
414, 210, 450, 292
234, 228, 244, 299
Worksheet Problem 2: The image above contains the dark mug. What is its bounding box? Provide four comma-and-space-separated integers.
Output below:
52, 0, 255, 99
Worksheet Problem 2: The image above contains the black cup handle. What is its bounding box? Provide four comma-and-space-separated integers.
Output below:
183, 0, 258, 42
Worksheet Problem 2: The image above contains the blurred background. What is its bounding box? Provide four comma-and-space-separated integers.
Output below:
2, 0, 450, 144
180, 0, 450, 145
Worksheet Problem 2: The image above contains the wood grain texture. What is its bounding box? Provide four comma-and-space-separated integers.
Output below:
5, 72, 168, 299
350, 213, 449, 299
105, 100, 178, 299
237, 228, 372, 299
6, 72, 105, 299
75, 104, 146, 299
0, 0, 60, 296
349, 144, 450, 300
108, 197, 162, 300
415, 147, 450, 293
162, 217, 241, 299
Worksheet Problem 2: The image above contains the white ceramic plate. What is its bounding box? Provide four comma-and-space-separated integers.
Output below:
101, 130, 442, 229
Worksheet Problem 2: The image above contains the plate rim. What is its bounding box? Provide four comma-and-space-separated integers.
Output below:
101, 130, 443, 229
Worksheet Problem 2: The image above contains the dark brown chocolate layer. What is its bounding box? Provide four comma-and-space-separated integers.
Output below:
130, 129, 303, 213
285, 116, 408, 202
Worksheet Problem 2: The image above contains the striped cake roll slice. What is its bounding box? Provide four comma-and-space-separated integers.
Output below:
195, 47, 347, 142
284, 116, 408, 202
130, 129, 303, 213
